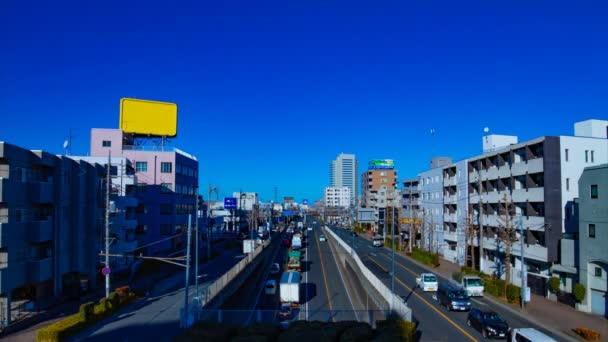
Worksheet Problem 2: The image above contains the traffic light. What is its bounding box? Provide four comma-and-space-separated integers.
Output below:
197, 195, 204, 210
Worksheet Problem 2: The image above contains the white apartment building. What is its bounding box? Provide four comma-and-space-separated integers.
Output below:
330, 153, 358, 206
325, 186, 351, 208
232, 192, 259, 211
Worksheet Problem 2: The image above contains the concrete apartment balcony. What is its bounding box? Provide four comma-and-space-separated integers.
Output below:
469, 171, 480, 183
37, 182, 54, 203
443, 177, 457, 187
444, 230, 458, 241
444, 195, 457, 204
511, 157, 544, 177
27, 257, 52, 283
511, 187, 544, 202
483, 190, 501, 203
0, 178, 9, 202
29, 219, 52, 243
482, 214, 500, 227
523, 215, 545, 230
443, 213, 456, 223
481, 166, 500, 180
481, 237, 548, 263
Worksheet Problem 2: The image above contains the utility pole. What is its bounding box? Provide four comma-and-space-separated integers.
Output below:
519, 215, 526, 310
409, 184, 413, 253
183, 215, 192, 327
195, 188, 200, 300
391, 205, 395, 294
207, 185, 217, 260
105, 151, 111, 298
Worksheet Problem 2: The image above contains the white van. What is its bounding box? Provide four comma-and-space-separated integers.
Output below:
509, 328, 556, 342
461, 276, 484, 297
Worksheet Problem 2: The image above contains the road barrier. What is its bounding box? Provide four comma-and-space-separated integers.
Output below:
324, 227, 412, 321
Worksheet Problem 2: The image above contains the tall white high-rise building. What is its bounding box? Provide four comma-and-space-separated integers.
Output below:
330, 153, 358, 206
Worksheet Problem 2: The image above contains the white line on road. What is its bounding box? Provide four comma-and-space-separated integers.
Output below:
305, 240, 309, 321
471, 298, 487, 306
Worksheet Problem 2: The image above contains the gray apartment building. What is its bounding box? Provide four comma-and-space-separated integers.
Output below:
418, 159, 448, 255
577, 164, 607, 317
0, 142, 103, 326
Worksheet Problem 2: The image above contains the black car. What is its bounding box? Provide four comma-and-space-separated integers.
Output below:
437, 283, 471, 311
466, 308, 510, 339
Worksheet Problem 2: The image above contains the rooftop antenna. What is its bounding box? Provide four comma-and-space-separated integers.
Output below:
64, 128, 74, 155
63, 140, 69, 156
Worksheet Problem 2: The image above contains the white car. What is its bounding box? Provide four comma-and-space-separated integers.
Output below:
270, 263, 280, 275
319, 234, 326, 242
307, 227, 313, 231
265, 280, 277, 295
416, 273, 438, 292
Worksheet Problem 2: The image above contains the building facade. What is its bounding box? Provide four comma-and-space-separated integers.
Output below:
361, 163, 398, 235
330, 153, 358, 206
90, 129, 199, 255
68, 156, 139, 274
442, 159, 469, 265
418, 159, 448, 255
324, 186, 351, 208
577, 164, 608, 317
0, 142, 102, 326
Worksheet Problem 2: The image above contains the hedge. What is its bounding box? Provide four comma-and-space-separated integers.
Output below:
573, 327, 601, 341
506, 284, 521, 304
37, 288, 138, 342
410, 248, 440, 267
384, 238, 401, 251
549, 277, 560, 294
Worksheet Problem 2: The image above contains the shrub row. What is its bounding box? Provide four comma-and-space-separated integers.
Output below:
37, 287, 137, 342
573, 327, 601, 341
384, 238, 401, 250
410, 247, 440, 267
175, 319, 416, 342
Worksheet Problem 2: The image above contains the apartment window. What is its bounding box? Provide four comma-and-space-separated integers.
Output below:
381, 172, 386, 176
160, 224, 173, 236
591, 150, 595, 163
102, 140, 111, 147
591, 185, 598, 199
160, 203, 173, 215
588, 224, 596, 238
136, 162, 148, 172
15, 209, 25, 223
565, 149, 569, 162
0, 247, 7, 268
595, 267, 602, 277
176, 164, 182, 174
161, 183, 172, 193
161, 162, 172, 173
565, 207, 571, 221
136, 203, 146, 214
585, 150, 589, 162
566, 178, 570, 191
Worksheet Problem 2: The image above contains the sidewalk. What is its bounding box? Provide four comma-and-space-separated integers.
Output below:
0, 238, 231, 341
362, 231, 607, 341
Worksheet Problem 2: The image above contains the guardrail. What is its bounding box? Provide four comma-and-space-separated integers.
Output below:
324, 227, 412, 321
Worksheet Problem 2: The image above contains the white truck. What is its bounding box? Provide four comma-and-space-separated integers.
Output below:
460, 275, 484, 297
280, 271, 300, 307
416, 273, 438, 292
291, 236, 302, 250
297, 222, 303, 229
242, 239, 255, 254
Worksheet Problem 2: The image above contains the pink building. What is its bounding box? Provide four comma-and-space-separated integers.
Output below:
90, 129, 199, 254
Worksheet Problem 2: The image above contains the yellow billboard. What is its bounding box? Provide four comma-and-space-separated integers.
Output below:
119, 98, 178, 137
400, 218, 421, 224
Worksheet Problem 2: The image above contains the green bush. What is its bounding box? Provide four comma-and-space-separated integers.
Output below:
108, 292, 120, 312
483, 278, 506, 298
79, 302, 94, 322
410, 248, 440, 267
384, 238, 400, 250
374, 319, 416, 342
506, 284, 521, 304
452, 272, 463, 283
549, 277, 560, 294
573, 283, 586, 303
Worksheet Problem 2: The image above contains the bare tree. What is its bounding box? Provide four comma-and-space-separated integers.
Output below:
420, 209, 427, 251
429, 215, 435, 254
496, 193, 518, 286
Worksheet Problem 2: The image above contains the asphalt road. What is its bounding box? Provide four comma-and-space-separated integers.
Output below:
67, 246, 246, 342
331, 226, 564, 342
226, 218, 357, 326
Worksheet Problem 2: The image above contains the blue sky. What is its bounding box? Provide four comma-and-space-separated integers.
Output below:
1, 0, 607, 202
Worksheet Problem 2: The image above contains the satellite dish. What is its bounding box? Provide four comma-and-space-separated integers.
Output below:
483, 127, 490, 133
63, 140, 69, 149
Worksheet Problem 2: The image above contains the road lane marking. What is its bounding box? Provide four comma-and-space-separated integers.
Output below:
315, 230, 335, 322
325, 227, 358, 321
367, 255, 478, 342
378, 251, 421, 277
368, 256, 389, 273
471, 298, 487, 306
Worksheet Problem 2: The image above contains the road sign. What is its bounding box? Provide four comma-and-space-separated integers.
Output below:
303, 199, 308, 205
283, 210, 295, 216
224, 197, 237, 209
101, 266, 111, 276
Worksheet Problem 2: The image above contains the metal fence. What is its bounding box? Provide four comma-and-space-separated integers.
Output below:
192, 309, 391, 327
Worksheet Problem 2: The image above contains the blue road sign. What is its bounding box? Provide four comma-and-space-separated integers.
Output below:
283, 210, 295, 216
224, 197, 237, 209
303, 199, 308, 205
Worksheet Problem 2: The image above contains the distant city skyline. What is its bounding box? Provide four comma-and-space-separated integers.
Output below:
2, 1, 607, 202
